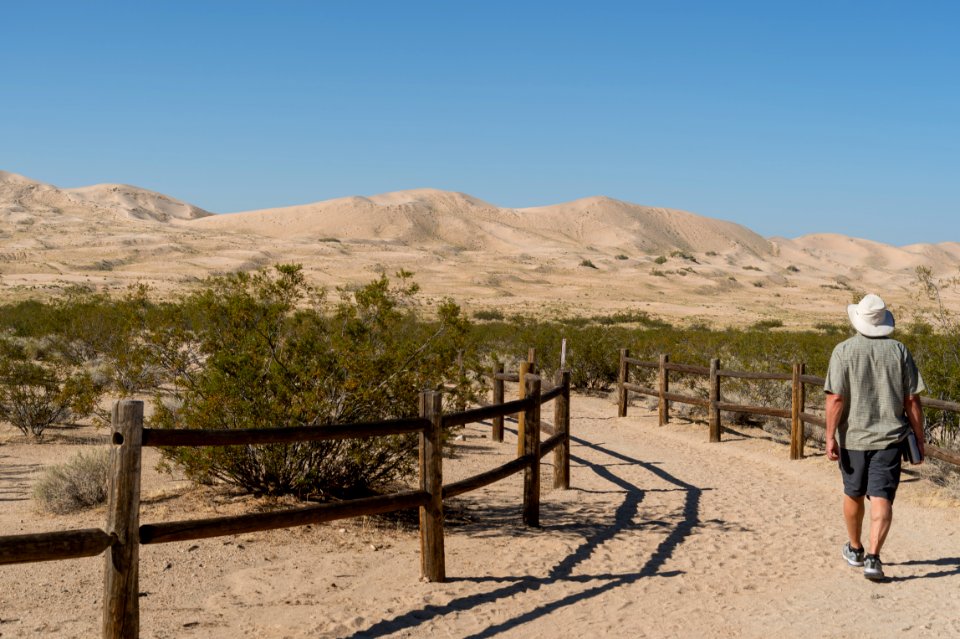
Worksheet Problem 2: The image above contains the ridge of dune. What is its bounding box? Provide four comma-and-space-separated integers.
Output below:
517, 196, 772, 255
196, 189, 771, 256
65, 183, 212, 221
785, 233, 934, 273
195, 188, 534, 250
0, 172, 211, 223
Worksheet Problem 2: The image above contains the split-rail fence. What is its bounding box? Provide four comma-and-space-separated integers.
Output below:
0, 364, 570, 639
616, 349, 960, 467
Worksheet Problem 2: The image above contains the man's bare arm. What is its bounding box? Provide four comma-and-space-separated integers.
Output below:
825, 392, 844, 461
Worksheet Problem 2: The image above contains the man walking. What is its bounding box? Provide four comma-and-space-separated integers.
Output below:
824, 294, 926, 581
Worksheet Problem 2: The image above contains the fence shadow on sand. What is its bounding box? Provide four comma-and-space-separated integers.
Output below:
348, 432, 713, 639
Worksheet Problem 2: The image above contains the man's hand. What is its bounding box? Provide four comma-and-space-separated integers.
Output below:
826, 437, 840, 461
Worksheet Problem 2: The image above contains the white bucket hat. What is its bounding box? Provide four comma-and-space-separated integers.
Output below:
847, 294, 895, 337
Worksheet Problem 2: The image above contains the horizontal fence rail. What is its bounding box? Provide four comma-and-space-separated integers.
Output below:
617, 350, 960, 467
0, 528, 116, 566
443, 457, 532, 500
441, 397, 533, 429
141, 418, 431, 447
0, 351, 572, 639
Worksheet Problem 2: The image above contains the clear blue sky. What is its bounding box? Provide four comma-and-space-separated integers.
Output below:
2, 1, 957, 245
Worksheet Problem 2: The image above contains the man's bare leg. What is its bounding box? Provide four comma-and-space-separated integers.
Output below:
843, 495, 865, 549
868, 497, 893, 555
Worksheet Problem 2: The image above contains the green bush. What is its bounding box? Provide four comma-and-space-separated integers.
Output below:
670, 250, 698, 263
33, 449, 110, 513
589, 310, 671, 329
0, 358, 101, 439
751, 319, 784, 330
654, 255, 667, 265
150, 265, 473, 498
473, 309, 505, 321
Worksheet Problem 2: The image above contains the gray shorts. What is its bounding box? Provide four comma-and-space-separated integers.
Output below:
839, 444, 902, 501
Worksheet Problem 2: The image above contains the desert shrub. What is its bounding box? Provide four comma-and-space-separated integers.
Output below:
654, 255, 667, 265
473, 309, 505, 321
580, 259, 598, 269
615, 254, 629, 260
904, 267, 960, 448
751, 319, 784, 330
590, 310, 672, 329
814, 322, 846, 334
33, 449, 110, 513
468, 318, 628, 391
0, 299, 58, 338
0, 286, 163, 398
787, 265, 800, 273
0, 358, 101, 439
562, 325, 623, 390
670, 250, 698, 263
651, 269, 667, 277
150, 265, 473, 498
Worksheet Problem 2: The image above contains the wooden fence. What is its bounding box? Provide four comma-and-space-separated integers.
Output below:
616, 349, 960, 467
0, 367, 571, 639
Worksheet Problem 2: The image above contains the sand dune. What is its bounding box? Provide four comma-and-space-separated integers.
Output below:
2, 171, 959, 326
195, 190, 771, 256
66, 183, 211, 221
517, 196, 772, 255
0, 171, 210, 224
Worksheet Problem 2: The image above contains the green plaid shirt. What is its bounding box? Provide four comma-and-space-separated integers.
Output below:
824, 334, 926, 451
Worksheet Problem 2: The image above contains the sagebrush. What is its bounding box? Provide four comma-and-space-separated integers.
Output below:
33, 449, 111, 514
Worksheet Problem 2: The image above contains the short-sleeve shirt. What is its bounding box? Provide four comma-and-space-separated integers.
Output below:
824, 333, 926, 450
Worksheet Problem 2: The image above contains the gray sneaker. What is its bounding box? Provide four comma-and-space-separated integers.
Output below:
842, 542, 865, 567
863, 554, 885, 580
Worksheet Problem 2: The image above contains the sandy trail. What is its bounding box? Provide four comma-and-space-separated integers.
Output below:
2, 395, 959, 638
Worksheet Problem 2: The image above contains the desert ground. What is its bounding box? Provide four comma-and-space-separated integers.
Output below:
2, 393, 959, 638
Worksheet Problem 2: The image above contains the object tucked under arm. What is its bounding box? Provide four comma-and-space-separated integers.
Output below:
904, 394, 925, 462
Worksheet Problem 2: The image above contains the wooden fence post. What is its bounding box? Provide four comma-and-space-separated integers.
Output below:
618, 348, 630, 417
419, 391, 445, 582
709, 358, 721, 442
658, 354, 670, 426
799, 362, 806, 457
517, 361, 532, 457
528, 347, 537, 366
554, 370, 571, 489
523, 374, 541, 527
492, 361, 504, 442
790, 362, 806, 460
103, 400, 144, 639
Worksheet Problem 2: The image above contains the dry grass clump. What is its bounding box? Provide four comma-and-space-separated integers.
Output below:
33, 448, 110, 514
